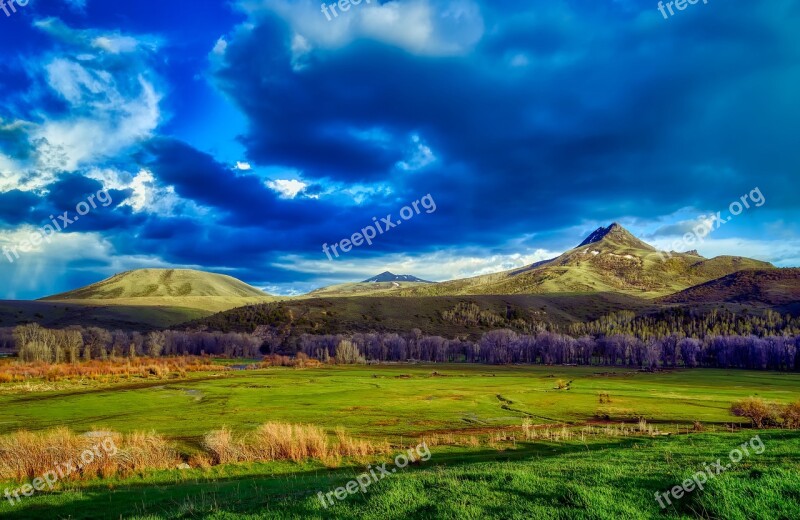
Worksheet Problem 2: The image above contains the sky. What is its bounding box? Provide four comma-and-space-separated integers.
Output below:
0, 0, 798, 299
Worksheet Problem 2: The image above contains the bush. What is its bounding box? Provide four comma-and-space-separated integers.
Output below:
781, 401, 800, 429
731, 397, 778, 428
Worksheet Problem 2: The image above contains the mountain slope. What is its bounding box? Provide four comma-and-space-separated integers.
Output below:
660, 268, 800, 309
397, 223, 773, 298
38, 269, 273, 324
42, 269, 269, 300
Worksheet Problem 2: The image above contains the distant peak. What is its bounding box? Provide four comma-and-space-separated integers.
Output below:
362, 272, 432, 283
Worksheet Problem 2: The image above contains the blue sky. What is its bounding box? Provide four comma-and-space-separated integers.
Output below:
0, 0, 798, 299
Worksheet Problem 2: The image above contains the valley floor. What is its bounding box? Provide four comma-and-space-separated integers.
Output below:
1, 365, 799, 519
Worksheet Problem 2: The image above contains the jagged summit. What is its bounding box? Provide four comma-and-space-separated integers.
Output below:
362, 272, 432, 283
577, 223, 656, 251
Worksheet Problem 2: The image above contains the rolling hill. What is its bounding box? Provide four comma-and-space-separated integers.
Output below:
395, 223, 773, 298
34, 269, 274, 327
660, 268, 800, 312
185, 292, 656, 338
42, 268, 269, 300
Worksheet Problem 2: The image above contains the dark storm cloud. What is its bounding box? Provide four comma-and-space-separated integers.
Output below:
3, 0, 799, 299
0, 190, 39, 224
212, 1, 800, 246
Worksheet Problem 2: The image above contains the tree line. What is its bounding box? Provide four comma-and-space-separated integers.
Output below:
5, 322, 799, 371
5, 324, 261, 362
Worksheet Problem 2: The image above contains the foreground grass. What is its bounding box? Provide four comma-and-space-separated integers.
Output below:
1, 431, 798, 519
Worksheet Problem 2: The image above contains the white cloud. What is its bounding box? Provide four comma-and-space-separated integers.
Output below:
266, 178, 308, 198
213, 37, 228, 56
86, 167, 210, 217
36, 72, 161, 172
235, 161, 252, 170
92, 35, 142, 54
272, 246, 559, 293
22, 20, 164, 173
397, 134, 436, 171
241, 0, 484, 57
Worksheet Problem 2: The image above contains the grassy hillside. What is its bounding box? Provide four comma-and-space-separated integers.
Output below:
42, 268, 270, 300
26, 269, 274, 328
661, 268, 800, 311
0, 300, 211, 330
187, 293, 655, 337
396, 224, 772, 299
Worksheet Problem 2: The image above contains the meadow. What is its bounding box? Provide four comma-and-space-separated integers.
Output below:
1, 364, 799, 518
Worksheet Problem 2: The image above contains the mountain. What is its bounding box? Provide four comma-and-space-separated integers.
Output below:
303, 272, 433, 298
37, 269, 273, 326
43, 269, 269, 300
396, 223, 773, 298
577, 223, 655, 250
660, 268, 800, 311
363, 272, 432, 283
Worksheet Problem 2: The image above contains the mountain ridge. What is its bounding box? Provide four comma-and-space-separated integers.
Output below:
394, 223, 772, 298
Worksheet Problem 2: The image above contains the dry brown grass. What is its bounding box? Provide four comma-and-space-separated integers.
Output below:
202, 427, 241, 465
200, 422, 388, 468
0, 357, 225, 385
0, 428, 179, 482
0, 422, 389, 483
116, 431, 180, 473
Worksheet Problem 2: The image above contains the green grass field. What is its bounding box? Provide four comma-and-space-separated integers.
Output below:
1, 365, 799, 518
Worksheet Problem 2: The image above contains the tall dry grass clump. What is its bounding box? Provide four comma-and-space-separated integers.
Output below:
202, 422, 388, 467
248, 422, 329, 462
0, 428, 179, 482
117, 431, 180, 473
0, 427, 84, 480
335, 426, 381, 458
202, 427, 242, 465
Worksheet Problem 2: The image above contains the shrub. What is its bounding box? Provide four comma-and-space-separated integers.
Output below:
781, 401, 800, 429
731, 397, 778, 428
